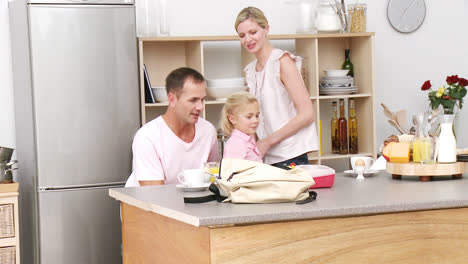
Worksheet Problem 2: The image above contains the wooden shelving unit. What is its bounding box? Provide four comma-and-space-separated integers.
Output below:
138, 33, 377, 165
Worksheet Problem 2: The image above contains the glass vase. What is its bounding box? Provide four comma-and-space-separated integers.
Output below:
443, 107, 455, 115
437, 114, 457, 163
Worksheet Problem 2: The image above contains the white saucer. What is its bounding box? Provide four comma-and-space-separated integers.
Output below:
176, 183, 210, 192
343, 169, 379, 176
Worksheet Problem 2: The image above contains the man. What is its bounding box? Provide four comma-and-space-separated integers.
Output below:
125, 67, 219, 187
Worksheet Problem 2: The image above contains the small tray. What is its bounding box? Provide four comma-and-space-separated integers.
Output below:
386, 162, 465, 181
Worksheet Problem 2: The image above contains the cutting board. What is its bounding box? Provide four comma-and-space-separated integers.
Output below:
386, 162, 466, 181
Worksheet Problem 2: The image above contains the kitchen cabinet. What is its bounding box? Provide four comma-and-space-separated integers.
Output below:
0, 183, 20, 264
138, 33, 376, 165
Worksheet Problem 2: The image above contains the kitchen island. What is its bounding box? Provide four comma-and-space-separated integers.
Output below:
110, 172, 468, 263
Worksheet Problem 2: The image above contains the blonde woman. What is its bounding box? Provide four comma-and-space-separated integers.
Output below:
221, 91, 262, 163
235, 7, 318, 167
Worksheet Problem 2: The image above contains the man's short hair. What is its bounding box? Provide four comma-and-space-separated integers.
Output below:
165, 67, 205, 96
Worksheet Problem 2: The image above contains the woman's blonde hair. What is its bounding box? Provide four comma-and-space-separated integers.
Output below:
221, 91, 258, 136
234, 7, 269, 32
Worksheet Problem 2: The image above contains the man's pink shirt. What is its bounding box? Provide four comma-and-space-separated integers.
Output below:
125, 116, 219, 187
223, 129, 263, 163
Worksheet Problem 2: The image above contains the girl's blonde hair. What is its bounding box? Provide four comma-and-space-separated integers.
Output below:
234, 6, 269, 32
221, 91, 258, 136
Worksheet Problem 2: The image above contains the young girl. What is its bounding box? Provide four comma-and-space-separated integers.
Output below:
235, 7, 318, 167
221, 91, 263, 163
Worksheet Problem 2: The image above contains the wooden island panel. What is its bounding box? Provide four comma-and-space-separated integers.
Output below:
121, 201, 468, 264
210, 207, 468, 263
121, 203, 210, 264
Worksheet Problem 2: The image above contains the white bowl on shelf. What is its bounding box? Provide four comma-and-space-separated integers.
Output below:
207, 86, 248, 100
324, 70, 349, 77
206, 77, 245, 88
151, 87, 168, 102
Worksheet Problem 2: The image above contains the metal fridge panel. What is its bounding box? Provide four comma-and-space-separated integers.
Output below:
37, 186, 123, 264
28, 0, 134, 4
28, 5, 140, 188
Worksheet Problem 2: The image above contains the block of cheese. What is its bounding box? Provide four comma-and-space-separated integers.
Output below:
382, 142, 395, 161
389, 142, 410, 163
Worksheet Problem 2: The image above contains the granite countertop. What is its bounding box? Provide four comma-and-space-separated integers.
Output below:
109, 172, 468, 227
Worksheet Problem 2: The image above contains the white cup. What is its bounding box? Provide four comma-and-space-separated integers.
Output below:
350, 156, 375, 172
177, 169, 210, 187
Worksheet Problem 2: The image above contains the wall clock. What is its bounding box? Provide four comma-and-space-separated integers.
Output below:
387, 0, 426, 33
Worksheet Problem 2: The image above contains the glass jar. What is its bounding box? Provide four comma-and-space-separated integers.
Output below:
348, 3, 367, 32
295, 0, 320, 34
412, 112, 436, 164
316, 0, 343, 32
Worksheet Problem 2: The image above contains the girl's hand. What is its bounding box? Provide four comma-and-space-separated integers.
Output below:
256, 139, 271, 157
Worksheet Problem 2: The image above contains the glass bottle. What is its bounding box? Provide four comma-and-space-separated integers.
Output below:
331, 101, 339, 154
338, 99, 348, 154
437, 114, 456, 163
348, 99, 358, 154
342, 49, 354, 77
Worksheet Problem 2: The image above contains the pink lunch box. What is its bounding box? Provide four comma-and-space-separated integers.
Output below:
296, 164, 336, 189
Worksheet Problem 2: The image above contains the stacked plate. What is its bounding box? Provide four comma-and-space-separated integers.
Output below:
319, 76, 357, 95
206, 77, 247, 100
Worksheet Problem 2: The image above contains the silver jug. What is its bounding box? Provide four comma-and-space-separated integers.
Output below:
0, 146, 14, 162
0, 160, 18, 182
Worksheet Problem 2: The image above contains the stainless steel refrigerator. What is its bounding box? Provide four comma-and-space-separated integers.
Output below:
26, 0, 140, 263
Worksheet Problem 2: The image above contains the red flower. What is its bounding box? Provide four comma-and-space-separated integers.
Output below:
446, 75, 460, 85
443, 95, 452, 100
459, 78, 468, 87
421, 80, 431, 91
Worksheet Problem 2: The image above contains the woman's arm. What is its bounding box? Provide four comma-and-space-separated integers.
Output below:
257, 54, 315, 156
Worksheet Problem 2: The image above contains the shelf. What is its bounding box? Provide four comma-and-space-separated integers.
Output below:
0, 237, 16, 247
205, 100, 227, 105
318, 93, 371, 99
138, 32, 375, 42
145, 103, 168, 107
145, 98, 316, 106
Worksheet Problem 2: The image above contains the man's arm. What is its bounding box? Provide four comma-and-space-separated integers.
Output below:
132, 133, 166, 185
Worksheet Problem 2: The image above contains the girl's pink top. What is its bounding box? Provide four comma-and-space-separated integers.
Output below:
223, 129, 263, 163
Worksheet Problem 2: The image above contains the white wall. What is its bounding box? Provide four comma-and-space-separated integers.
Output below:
0, 0, 16, 149
157, 0, 468, 148
6, 1, 468, 152
369, 0, 468, 148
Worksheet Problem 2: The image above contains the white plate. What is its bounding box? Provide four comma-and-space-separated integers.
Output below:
176, 183, 210, 192
343, 170, 379, 176
320, 87, 358, 91
322, 75, 353, 79
320, 85, 357, 89
320, 90, 358, 95
206, 86, 248, 100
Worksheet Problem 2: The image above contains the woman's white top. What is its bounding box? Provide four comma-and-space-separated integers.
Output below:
244, 48, 318, 164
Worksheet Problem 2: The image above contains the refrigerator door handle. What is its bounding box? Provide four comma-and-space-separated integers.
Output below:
38, 181, 126, 192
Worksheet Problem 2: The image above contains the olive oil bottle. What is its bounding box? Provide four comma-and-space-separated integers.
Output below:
348, 99, 358, 154
338, 99, 348, 154
331, 101, 339, 154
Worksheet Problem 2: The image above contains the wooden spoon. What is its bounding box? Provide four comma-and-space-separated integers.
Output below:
395, 110, 406, 131
381, 103, 395, 120
388, 120, 405, 134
